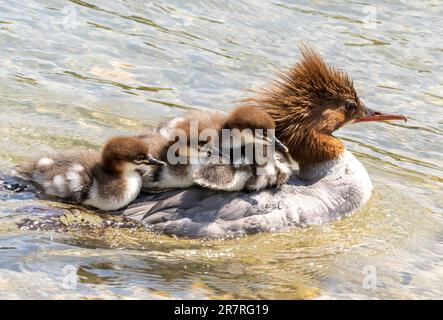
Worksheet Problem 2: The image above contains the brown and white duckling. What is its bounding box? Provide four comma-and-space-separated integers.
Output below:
138, 110, 230, 192
136, 129, 200, 192
193, 106, 292, 192
140, 106, 291, 192
11, 136, 165, 211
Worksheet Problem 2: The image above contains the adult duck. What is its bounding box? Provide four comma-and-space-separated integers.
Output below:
122, 45, 407, 238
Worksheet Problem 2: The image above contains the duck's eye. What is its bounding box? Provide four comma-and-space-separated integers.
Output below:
345, 101, 357, 112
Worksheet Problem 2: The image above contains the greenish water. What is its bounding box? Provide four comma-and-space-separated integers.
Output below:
0, 0, 442, 299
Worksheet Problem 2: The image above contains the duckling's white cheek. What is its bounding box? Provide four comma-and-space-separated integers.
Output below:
84, 173, 142, 211
124, 172, 143, 199
37, 157, 54, 167
53, 175, 66, 194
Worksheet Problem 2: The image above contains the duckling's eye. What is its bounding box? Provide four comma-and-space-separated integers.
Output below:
345, 101, 357, 112
136, 154, 147, 161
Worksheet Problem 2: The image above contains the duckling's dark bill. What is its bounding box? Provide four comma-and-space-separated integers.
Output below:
147, 155, 167, 166
255, 133, 289, 153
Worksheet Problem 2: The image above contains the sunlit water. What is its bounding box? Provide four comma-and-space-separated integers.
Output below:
0, 0, 442, 299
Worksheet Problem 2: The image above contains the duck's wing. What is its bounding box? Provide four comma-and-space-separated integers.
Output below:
120, 187, 273, 238
119, 174, 309, 238
120, 167, 368, 239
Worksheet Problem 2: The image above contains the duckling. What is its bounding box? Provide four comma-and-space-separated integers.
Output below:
11, 136, 165, 211
139, 107, 291, 192
222, 105, 289, 155
156, 110, 226, 168
157, 110, 227, 146
136, 111, 228, 193
140, 105, 292, 193
137, 128, 211, 192
193, 106, 293, 192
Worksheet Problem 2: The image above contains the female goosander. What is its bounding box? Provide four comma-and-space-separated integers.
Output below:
193, 105, 292, 192
12, 136, 165, 211
120, 44, 406, 238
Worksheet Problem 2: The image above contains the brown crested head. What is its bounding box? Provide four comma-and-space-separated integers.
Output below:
244, 43, 406, 165
102, 136, 165, 172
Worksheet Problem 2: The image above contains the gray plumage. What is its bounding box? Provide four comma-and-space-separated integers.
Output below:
119, 150, 373, 238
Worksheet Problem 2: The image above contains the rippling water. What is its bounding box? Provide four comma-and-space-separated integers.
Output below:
0, 0, 442, 299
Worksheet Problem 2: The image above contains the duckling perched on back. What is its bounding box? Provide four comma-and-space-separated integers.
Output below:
12, 136, 165, 211
138, 111, 235, 192
137, 128, 206, 192
139, 105, 291, 193
193, 105, 292, 191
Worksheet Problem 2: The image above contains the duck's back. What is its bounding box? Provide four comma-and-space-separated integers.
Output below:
120, 151, 373, 238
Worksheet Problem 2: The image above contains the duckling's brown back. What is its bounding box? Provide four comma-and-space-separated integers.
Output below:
224, 105, 275, 131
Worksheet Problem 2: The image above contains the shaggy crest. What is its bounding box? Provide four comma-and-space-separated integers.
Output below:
243, 43, 363, 164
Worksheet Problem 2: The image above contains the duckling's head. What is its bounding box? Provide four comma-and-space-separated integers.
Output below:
102, 136, 166, 172
223, 105, 288, 152
246, 43, 406, 165
225, 106, 276, 132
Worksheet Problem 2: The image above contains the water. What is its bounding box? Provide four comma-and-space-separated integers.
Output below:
0, 0, 442, 299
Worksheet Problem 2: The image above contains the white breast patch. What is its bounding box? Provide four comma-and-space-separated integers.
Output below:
83, 171, 142, 211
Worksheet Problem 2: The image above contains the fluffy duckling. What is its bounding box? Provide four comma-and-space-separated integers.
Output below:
136, 110, 229, 193
140, 106, 292, 193
193, 106, 293, 192
137, 127, 213, 192
11, 136, 165, 211
222, 105, 289, 155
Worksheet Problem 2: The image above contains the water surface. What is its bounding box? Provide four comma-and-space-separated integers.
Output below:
0, 0, 442, 299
